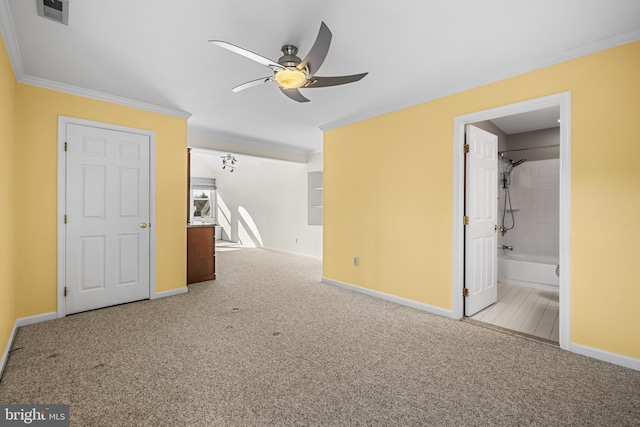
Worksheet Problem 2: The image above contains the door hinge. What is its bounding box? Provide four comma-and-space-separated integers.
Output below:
463, 144, 469, 153
64, 214, 67, 224
64, 286, 67, 297
64, 142, 67, 151
463, 288, 469, 297
463, 216, 469, 225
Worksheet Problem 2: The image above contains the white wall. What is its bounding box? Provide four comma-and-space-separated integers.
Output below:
192, 151, 323, 258
190, 153, 217, 177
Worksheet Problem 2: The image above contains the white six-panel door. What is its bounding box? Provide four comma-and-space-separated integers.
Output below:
65, 124, 150, 315
464, 125, 498, 316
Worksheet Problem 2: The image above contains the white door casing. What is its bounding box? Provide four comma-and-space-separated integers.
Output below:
64, 123, 151, 315
451, 92, 571, 350
464, 125, 498, 316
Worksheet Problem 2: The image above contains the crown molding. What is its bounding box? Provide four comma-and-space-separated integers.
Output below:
188, 126, 311, 163
20, 74, 192, 119
0, 0, 23, 78
0, 0, 191, 120
189, 126, 311, 153
320, 28, 640, 132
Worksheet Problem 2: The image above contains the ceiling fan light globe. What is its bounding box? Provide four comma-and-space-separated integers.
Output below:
275, 68, 306, 89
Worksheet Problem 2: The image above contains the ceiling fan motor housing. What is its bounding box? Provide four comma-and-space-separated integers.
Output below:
278, 45, 302, 68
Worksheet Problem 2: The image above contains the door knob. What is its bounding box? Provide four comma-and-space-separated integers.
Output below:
140, 222, 148, 229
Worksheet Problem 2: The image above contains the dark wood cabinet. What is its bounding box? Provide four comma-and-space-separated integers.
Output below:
187, 225, 216, 284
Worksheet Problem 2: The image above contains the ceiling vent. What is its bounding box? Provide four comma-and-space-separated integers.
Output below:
37, 0, 69, 25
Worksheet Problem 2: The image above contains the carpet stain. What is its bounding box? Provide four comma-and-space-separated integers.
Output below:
46, 353, 59, 359
2, 248, 639, 426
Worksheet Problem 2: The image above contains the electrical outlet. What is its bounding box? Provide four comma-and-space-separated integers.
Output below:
353, 256, 359, 266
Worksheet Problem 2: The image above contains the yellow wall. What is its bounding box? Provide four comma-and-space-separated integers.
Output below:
0, 33, 17, 358
325, 41, 640, 359
1, 27, 187, 358
13, 86, 187, 318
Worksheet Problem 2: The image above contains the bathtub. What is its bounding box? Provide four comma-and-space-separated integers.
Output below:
498, 254, 559, 291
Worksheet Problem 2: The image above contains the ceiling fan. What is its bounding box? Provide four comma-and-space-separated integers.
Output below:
209, 22, 368, 103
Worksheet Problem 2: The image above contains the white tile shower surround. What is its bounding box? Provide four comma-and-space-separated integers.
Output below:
498, 159, 559, 259
470, 283, 559, 342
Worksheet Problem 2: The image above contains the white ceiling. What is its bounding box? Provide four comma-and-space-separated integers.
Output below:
191, 149, 265, 174
3, 0, 640, 154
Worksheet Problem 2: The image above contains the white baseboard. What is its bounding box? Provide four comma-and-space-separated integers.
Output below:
1, 321, 18, 380
322, 277, 453, 318
2, 312, 57, 379
571, 343, 640, 371
16, 312, 58, 327
322, 278, 640, 371
262, 246, 322, 261
151, 287, 188, 300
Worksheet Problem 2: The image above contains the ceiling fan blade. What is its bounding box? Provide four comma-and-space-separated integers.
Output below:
305, 73, 368, 88
209, 40, 284, 71
232, 77, 273, 93
279, 88, 310, 103
297, 22, 332, 76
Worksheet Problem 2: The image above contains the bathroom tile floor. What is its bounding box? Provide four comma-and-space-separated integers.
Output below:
470, 283, 559, 343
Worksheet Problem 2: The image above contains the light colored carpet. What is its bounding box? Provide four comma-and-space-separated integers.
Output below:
1, 248, 639, 426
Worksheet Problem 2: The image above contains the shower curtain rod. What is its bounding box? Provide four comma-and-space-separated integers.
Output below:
498, 144, 559, 155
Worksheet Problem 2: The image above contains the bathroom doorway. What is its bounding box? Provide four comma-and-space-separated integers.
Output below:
451, 92, 571, 350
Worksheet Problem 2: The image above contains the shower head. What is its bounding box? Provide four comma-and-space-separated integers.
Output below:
505, 158, 526, 177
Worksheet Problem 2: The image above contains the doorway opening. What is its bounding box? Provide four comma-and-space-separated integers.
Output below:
451, 92, 571, 350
